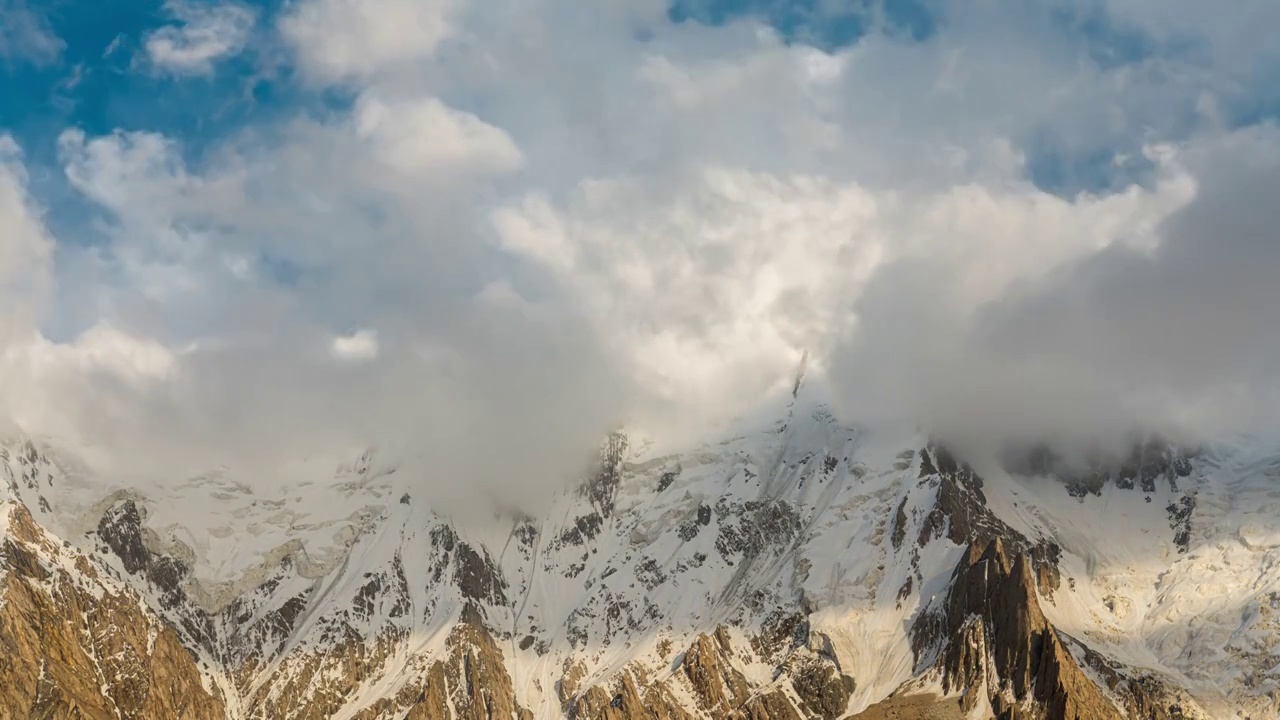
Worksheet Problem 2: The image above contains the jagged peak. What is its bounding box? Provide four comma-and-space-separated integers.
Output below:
1, 402, 1270, 719
971, 536, 1009, 571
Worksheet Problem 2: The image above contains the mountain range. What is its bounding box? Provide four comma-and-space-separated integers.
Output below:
3, 383, 1279, 719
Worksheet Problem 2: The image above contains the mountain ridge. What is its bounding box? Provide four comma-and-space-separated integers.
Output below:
3, 387, 1278, 719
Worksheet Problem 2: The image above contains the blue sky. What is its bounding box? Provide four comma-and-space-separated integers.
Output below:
3, 0, 299, 246
669, 0, 937, 47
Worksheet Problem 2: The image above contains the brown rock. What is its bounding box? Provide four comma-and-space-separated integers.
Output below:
403, 619, 534, 720
910, 538, 1153, 720
0, 504, 225, 720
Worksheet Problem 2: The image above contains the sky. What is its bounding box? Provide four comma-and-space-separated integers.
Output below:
1, 0, 1278, 503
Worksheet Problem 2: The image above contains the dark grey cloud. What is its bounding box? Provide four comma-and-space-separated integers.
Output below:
986, 128, 1280, 392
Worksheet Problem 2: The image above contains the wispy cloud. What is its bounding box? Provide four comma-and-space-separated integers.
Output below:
144, 0, 256, 76
0, 0, 64, 66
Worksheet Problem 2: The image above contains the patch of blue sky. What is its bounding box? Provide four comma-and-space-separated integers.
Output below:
0, 1, 358, 250
667, 0, 937, 49
956, 3, 1251, 197
1221, 50, 1280, 130
1054, 2, 1280, 130
1026, 140, 1157, 198
1230, 96, 1280, 133
1047, 3, 1162, 70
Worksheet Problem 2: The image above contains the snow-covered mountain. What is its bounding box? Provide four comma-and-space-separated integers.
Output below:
3, 382, 1280, 719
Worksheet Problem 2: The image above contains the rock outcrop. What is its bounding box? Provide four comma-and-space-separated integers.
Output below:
405, 620, 535, 720
567, 628, 816, 720
0, 503, 226, 720
912, 538, 1123, 719
903, 537, 1201, 720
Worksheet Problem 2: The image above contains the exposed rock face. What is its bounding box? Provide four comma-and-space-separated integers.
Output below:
913, 538, 1123, 719
682, 630, 796, 720
0, 503, 225, 720
789, 656, 856, 720
431, 525, 509, 606
1001, 439, 1196, 498
405, 621, 535, 720
567, 628, 812, 720
849, 694, 973, 719
914, 446, 1062, 598
906, 537, 1202, 720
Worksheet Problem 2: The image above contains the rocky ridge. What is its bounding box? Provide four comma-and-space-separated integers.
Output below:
2, 386, 1278, 719
0, 486, 225, 718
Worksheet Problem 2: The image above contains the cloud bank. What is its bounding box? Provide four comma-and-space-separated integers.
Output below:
1, 0, 1278, 507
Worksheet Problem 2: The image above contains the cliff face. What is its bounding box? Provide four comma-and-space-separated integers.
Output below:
561, 625, 849, 720
855, 534, 1203, 720
1, 394, 1273, 720
0, 502, 226, 720
915, 538, 1128, 720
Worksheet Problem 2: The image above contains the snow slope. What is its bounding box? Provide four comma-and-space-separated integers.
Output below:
3, 381, 1279, 718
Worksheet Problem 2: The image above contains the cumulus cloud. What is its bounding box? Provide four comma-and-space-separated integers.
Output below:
144, 0, 256, 76
3, 0, 1279, 511
493, 167, 883, 437
14, 102, 625, 515
279, 0, 456, 83
353, 92, 524, 178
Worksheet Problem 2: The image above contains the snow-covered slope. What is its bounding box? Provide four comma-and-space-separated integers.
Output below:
3, 382, 1279, 719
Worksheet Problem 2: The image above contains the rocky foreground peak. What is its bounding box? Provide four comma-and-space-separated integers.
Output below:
2, 399, 1278, 719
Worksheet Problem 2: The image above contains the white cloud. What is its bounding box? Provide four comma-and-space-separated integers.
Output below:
18, 325, 178, 383
56, 128, 233, 312
279, 0, 456, 83
145, 0, 256, 76
8, 0, 1280, 509
0, 144, 174, 448
331, 329, 379, 361
32, 103, 619, 511
821, 123, 1280, 456
494, 167, 885, 438
353, 93, 523, 178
